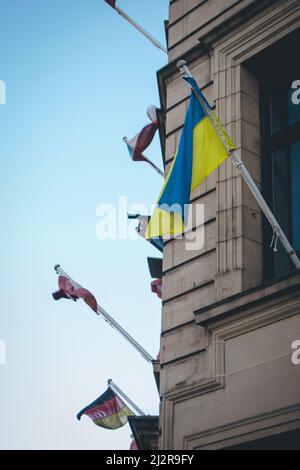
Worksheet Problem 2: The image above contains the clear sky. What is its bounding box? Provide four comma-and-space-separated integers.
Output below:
0, 0, 168, 450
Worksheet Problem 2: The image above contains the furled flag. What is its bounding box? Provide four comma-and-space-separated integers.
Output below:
128, 213, 163, 252
52, 275, 98, 314
151, 279, 162, 299
77, 387, 134, 430
124, 105, 158, 163
104, 0, 116, 7
136, 215, 164, 253
146, 77, 235, 239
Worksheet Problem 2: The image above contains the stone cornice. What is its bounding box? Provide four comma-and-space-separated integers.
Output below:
195, 270, 300, 327
156, 0, 282, 111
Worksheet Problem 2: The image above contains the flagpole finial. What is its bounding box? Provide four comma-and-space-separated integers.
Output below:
107, 378, 112, 385
123, 136, 128, 142
54, 264, 60, 273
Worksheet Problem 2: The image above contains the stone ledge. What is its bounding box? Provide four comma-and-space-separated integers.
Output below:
194, 270, 300, 327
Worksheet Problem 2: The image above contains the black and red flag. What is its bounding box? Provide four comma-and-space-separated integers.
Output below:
77, 387, 134, 430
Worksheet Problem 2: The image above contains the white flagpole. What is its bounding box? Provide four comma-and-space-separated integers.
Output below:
108, 379, 145, 416
123, 137, 165, 178
54, 265, 155, 364
138, 155, 165, 178
177, 60, 300, 271
104, 0, 167, 55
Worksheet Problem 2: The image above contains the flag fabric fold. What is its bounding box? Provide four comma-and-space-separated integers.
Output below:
52, 275, 98, 314
151, 279, 162, 299
77, 387, 134, 430
125, 105, 158, 163
104, 0, 116, 8
146, 78, 234, 240
136, 215, 164, 252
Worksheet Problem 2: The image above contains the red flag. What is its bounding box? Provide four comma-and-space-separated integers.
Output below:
52, 275, 98, 314
151, 279, 162, 299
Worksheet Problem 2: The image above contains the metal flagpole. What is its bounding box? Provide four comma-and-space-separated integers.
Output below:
123, 137, 165, 178
104, 0, 167, 55
177, 60, 300, 271
54, 265, 155, 364
140, 156, 165, 178
108, 379, 145, 416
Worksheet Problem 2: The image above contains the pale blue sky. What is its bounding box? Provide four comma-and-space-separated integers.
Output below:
0, 0, 168, 450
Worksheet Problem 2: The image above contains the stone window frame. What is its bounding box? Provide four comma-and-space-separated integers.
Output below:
213, 0, 300, 300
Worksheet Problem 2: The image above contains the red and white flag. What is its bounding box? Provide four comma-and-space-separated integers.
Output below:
151, 279, 162, 299
52, 275, 98, 314
124, 105, 158, 163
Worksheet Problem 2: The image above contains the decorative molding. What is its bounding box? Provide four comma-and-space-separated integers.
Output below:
185, 404, 300, 449
160, 337, 225, 449
162, 280, 300, 449
195, 271, 300, 326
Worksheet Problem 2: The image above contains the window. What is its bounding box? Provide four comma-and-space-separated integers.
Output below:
246, 30, 300, 280
258, 34, 300, 279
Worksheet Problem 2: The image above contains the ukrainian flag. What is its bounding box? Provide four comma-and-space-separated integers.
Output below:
146, 77, 235, 239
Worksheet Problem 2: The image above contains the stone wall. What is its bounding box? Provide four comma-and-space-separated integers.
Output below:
159, 0, 300, 449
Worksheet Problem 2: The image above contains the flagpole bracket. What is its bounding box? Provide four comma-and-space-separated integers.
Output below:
270, 228, 280, 253
177, 60, 192, 78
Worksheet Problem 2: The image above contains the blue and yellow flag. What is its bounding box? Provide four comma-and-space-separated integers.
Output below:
146, 77, 234, 239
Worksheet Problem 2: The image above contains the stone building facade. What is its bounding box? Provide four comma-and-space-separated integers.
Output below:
157, 0, 300, 450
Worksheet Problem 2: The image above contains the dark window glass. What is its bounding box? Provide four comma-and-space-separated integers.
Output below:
289, 86, 300, 128
271, 86, 288, 134
291, 141, 300, 253
265, 82, 300, 278
246, 31, 300, 280
272, 148, 290, 276
271, 82, 300, 134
